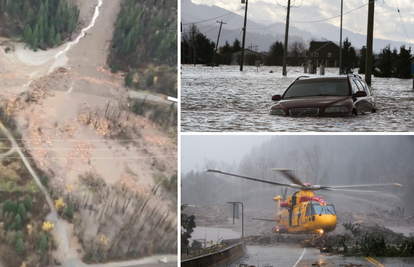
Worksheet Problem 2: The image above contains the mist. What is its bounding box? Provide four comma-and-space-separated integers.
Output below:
181, 135, 414, 216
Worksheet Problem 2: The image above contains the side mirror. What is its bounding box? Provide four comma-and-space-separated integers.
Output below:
272, 95, 282, 101
353, 91, 367, 97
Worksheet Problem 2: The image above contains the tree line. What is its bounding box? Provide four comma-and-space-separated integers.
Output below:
342, 38, 413, 78
180, 24, 413, 78
0, 195, 54, 267
0, 0, 79, 51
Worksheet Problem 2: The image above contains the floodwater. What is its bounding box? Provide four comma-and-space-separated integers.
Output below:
181, 65, 414, 132
190, 226, 241, 246
233, 246, 414, 267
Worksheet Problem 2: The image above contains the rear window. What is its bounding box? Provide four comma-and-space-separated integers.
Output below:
284, 80, 350, 98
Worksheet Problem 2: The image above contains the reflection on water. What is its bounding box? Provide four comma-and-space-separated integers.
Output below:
181, 65, 414, 132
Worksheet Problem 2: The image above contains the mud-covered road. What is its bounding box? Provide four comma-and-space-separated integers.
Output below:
181, 65, 414, 132
232, 245, 414, 267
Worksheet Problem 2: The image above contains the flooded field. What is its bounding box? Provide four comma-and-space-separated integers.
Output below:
181, 65, 414, 132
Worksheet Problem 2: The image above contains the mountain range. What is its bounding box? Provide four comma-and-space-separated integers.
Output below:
181, 0, 409, 53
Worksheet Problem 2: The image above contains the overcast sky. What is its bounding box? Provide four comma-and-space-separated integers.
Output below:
181, 135, 273, 174
186, 0, 414, 45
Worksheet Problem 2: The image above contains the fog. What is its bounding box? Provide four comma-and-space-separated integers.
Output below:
181, 135, 414, 215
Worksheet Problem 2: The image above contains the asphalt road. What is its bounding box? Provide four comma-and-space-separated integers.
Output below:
231, 245, 414, 267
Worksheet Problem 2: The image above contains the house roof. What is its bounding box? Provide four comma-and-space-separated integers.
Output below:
309, 41, 339, 53
232, 49, 267, 57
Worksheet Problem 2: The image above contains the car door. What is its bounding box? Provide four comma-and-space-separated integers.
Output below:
357, 79, 375, 111
351, 78, 371, 113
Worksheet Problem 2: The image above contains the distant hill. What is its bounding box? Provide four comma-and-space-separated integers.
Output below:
182, 0, 409, 53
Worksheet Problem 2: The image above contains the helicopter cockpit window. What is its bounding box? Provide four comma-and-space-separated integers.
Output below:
306, 206, 311, 216
325, 204, 336, 215
310, 202, 336, 215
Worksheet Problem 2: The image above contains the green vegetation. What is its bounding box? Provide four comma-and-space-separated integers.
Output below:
108, 0, 177, 97
340, 38, 357, 74
375, 45, 413, 78
0, 108, 55, 267
64, 203, 74, 220
330, 223, 414, 257
181, 24, 215, 65
181, 204, 196, 252
129, 98, 177, 130
0, 193, 54, 267
0, 0, 80, 50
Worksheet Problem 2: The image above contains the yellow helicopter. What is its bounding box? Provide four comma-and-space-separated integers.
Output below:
207, 169, 402, 236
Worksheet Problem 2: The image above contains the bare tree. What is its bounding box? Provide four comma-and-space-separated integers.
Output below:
289, 41, 306, 66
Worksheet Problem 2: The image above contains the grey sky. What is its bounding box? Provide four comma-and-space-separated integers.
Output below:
181, 135, 273, 174
185, 0, 414, 45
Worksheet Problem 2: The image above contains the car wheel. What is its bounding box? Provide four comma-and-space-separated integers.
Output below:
352, 109, 358, 116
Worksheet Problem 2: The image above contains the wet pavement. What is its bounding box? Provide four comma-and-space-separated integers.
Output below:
181, 65, 414, 132
231, 245, 414, 267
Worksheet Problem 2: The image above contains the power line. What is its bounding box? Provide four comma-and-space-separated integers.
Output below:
0, 155, 177, 160
0, 137, 174, 142
182, 8, 243, 26
0, 146, 176, 151
394, 0, 412, 46
288, 1, 371, 23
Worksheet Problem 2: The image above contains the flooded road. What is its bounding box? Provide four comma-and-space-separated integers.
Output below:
181, 65, 414, 132
190, 226, 241, 246
232, 245, 414, 267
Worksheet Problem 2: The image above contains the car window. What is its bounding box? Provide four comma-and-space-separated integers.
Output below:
350, 79, 361, 94
284, 80, 349, 98
357, 79, 371, 96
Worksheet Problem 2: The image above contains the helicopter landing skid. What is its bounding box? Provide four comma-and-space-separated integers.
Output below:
299, 233, 327, 247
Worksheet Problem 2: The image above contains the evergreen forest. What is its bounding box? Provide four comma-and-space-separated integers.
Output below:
0, 0, 79, 51
108, 0, 177, 97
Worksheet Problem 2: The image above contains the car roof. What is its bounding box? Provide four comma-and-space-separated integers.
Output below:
294, 76, 347, 83
294, 74, 363, 83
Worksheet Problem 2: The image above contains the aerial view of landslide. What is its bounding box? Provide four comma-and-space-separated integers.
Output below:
0, 0, 177, 266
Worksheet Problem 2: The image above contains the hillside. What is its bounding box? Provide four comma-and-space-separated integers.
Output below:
0, 0, 177, 266
182, 0, 410, 53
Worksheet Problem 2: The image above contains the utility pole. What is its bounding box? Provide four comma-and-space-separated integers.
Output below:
240, 0, 249, 71
212, 21, 226, 67
339, 0, 343, 75
365, 0, 375, 85
282, 0, 291, 76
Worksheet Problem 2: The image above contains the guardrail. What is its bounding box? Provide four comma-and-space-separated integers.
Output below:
129, 91, 177, 107
181, 242, 246, 267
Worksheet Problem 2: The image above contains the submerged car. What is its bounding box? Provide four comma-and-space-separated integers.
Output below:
270, 75, 376, 117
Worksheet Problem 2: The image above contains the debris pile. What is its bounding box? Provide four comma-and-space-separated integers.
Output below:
183, 204, 229, 227
58, 123, 76, 137
353, 206, 414, 225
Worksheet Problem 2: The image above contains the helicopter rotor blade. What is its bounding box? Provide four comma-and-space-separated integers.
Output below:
320, 183, 402, 190
206, 169, 293, 188
322, 188, 380, 193
269, 168, 304, 187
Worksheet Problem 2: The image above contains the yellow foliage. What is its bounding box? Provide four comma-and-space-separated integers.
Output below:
67, 184, 73, 193
42, 221, 54, 231
21, 261, 26, 267
0, 163, 20, 182
55, 197, 66, 211
99, 234, 108, 246
27, 224, 32, 235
